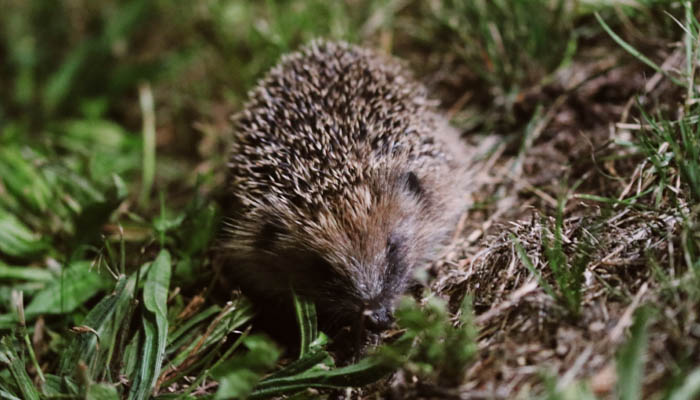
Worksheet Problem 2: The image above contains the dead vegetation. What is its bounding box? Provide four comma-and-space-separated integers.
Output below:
408, 22, 700, 398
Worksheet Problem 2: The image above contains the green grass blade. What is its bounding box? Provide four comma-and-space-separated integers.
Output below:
166, 305, 221, 348
669, 368, 700, 400
249, 356, 393, 399
42, 43, 89, 113
122, 331, 142, 384
140, 249, 171, 396
292, 290, 317, 358
262, 351, 331, 381
595, 12, 684, 87
167, 299, 254, 369
0, 385, 22, 400
128, 315, 158, 400
616, 306, 652, 400
58, 275, 132, 377
511, 234, 557, 299
0, 337, 40, 400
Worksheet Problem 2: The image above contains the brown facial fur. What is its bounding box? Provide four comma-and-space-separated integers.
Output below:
222, 40, 470, 330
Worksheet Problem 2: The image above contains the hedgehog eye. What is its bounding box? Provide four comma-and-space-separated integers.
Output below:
385, 234, 406, 283
403, 171, 423, 197
386, 236, 400, 261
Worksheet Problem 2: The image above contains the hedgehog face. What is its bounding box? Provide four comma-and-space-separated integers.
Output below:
279, 169, 436, 331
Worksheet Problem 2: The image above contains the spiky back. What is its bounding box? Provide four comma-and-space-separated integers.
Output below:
227, 40, 453, 219
223, 41, 468, 310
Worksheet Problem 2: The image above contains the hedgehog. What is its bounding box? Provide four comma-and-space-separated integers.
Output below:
222, 40, 471, 333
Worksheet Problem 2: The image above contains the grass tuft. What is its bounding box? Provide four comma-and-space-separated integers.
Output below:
512, 202, 594, 319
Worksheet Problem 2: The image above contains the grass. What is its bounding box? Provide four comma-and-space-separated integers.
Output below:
1, 0, 700, 398
421, 0, 576, 92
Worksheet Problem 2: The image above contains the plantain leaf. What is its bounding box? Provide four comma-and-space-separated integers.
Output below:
86, 383, 119, 400
0, 207, 49, 259
58, 275, 133, 378
0, 146, 53, 213
24, 260, 110, 318
0, 262, 53, 282
128, 250, 171, 400
128, 316, 157, 400
143, 250, 171, 320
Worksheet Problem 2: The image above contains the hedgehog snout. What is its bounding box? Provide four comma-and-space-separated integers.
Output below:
362, 303, 394, 332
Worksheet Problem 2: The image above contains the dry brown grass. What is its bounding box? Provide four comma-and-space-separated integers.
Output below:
387, 37, 700, 398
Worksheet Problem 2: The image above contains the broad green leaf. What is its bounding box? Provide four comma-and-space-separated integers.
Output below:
58, 119, 132, 155
143, 250, 171, 320
86, 383, 120, 400
41, 374, 72, 397
24, 261, 109, 318
122, 331, 142, 382
0, 147, 53, 213
0, 207, 48, 259
0, 263, 53, 282
129, 250, 171, 400
0, 314, 17, 330
212, 334, 282, 400
128, 316, 157, 400
58, 276, 133, 377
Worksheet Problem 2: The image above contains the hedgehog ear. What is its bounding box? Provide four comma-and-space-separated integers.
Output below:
403, 171, 423, 197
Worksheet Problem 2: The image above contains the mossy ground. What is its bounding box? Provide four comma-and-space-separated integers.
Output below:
1, 1, 699, 399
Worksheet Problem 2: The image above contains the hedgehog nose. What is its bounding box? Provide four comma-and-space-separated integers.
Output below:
364, 306, 394, 331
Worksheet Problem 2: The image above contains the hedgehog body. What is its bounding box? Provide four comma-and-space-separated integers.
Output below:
223, 40, 470, 331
